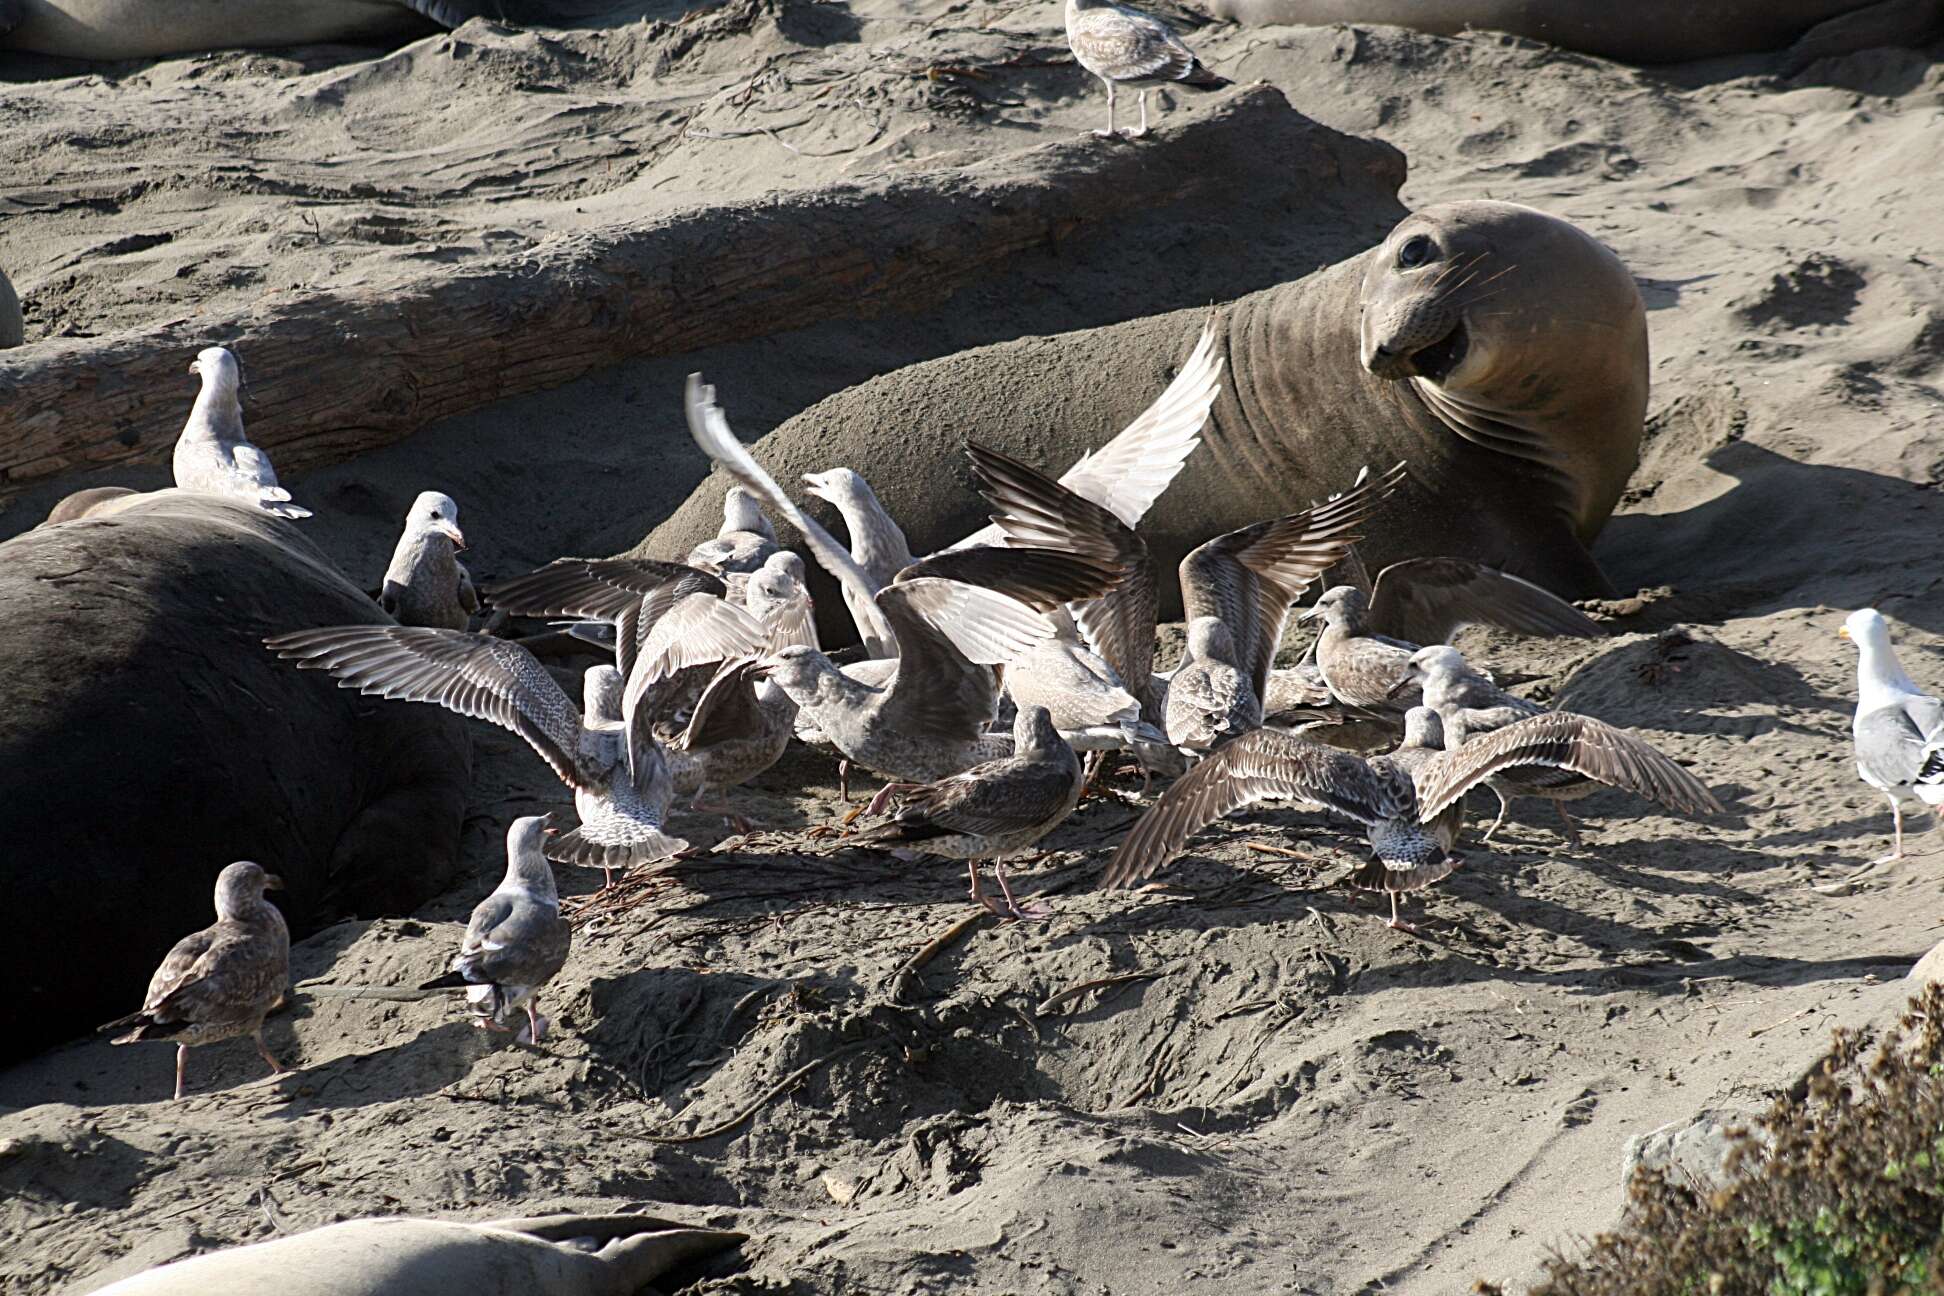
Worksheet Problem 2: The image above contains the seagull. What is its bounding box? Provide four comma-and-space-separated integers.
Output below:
1101, 727, 1457, 929
172, 346, 311, 519
101, 861, 291, 1100
803, 468, 916, 591
418, 815, 572, 1044
264, 622, 760, 884
1065, 0, 1231, 139
687, 485, 779, 576
1404, 644, 1723, 841
1162, 465, 1407, 751
1103, 693, 1720, 927
379, 491, 476, 631
1300, 561, 1603, 710
848, 705, 1083, 920
1838, 607, 1944, 874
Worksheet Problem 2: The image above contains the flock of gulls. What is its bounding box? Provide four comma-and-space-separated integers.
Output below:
88, 333, 1921, 1100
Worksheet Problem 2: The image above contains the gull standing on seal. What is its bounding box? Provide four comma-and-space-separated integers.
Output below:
688, 485, 780, 576
172, 346, 312, 520
1163, 465, 1406, 751
1836, 607, 1944, 875
1404, 645, 1722, 841
418, 815, 572, 1044
379, 491, 477, 631
1065, 0, 1230, 138
849, 705, 1083, 919
100, 861, 290, 1100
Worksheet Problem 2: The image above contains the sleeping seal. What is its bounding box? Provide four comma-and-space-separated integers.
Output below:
0, 491, 469, 1063
86, 1213, 747, 1296
1196, 0, 1944, 67
0, 265, 20, 349
0, 0, 613, 61
641, 200, 1647, 625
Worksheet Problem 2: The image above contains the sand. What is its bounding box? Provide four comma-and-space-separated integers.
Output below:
3, 6, 1944, 1294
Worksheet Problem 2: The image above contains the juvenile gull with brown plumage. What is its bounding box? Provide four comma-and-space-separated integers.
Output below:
1163, 464, 1406, 751
379, 490, 476, 631
1300, 560, 1603, 712
101, 861, 291, 1100
1102, 727, 1457, 929
1065, 0, 1230, 138
419, 815, 572, 1044
1405, 645, 1723, 841
850, 705, 1083, 920
688, 485, 779, 576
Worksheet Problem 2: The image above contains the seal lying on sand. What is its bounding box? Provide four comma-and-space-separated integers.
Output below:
0, 265, 20, 349
0, 492, 468, 1064
643, 200, 1646, 625
87, 1213, 747, 1296
0, 0, 615, 61
1197, 0, 1944, 66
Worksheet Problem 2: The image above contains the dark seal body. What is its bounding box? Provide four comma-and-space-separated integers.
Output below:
641, 201, 1646, 626
1197, 0, 1944, 66
0, 492, 468, 1062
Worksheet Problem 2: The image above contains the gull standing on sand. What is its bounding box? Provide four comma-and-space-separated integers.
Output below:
1837, 607, 1944, 875
1065, 0, 1230, 138
1300, 562, 1603, 711
1404, 645, 1723, 841
172, 346, 311, 519
379, 491, 477, 631
1162, 465, 1406, 751
101, 861, 291, 1100
418, 815, 572, 1044
1102, 728, 1459, 929
850, 705, 1083, 920
265, 621, 761, 883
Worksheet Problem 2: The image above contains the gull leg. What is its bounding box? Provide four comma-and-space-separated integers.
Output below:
1093, 79, 1117, 137
522, 1001, 548, 1045
1553, 800, 1583, 846
1875, 793, 1907, 865
995, 861, 1050, 921
1482, 788, 1512, 842
174, 1045, 189, 1101
838, 760, 852, 803
1384, 892, 1418, 933
253, 1027, 287, 1077
971, 861, 1005, 915
1126, 90, 1150, 139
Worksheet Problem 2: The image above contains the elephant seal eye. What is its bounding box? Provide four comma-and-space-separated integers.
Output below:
1397, 234, 1433, 268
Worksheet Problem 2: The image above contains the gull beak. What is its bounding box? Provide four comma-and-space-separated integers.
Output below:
1838, 626, 1852, 641
1386, 675, 1417, 700
1297, 604, 1322, 623
436, 520, 467, 551
187, 358, 200, 377
263, 873, 287, 891
801, 473, 832, 502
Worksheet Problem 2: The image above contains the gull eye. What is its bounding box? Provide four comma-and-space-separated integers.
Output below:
1397, 234, 1434, 268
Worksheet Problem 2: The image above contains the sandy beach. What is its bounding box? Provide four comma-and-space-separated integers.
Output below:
3, 5, 1943, 1292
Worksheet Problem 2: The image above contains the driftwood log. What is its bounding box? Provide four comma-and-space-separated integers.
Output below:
0, 85, 1402, 499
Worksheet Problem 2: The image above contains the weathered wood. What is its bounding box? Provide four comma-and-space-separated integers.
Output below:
0, 85, 1402, 497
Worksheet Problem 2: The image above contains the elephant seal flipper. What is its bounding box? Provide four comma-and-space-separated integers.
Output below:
87, 1214, 747, 1296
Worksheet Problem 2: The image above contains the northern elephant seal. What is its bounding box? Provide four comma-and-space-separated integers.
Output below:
85, 1213, 746, 1296
641, 201, 1646, 626
0, 265, 20, 349
1197, 0, 1944, 66
0, 491, 468, 1063
0, 0, 613, 62
37, 484, 140, 526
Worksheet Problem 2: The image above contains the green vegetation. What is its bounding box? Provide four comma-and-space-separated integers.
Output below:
1479, 986, 1944, 1296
